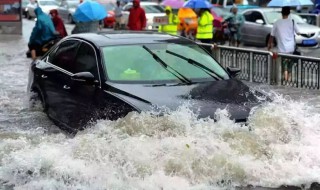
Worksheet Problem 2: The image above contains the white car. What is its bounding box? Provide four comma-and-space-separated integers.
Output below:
122, 2, 165, 30
241, 8, 320, 47
26, 0, 59, 19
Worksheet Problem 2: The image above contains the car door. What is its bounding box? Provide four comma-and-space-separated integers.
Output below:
66, 41, 102, 130
43, 40, 81, 128
242, 11, 267, 46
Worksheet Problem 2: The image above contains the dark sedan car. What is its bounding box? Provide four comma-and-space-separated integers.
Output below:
28, 32, 264, 132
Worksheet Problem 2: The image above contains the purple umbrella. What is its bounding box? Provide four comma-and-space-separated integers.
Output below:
162, 0, 185, 8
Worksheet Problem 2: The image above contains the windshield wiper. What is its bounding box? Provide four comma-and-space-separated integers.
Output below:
165, 50, 224, 80
142, 45, 193, 85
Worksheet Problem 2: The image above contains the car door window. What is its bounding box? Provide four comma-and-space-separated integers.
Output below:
73, 42, 99, 79
244, 11, 254, 22
50, 40, 81, 72
251, 12, 265, 24
226, 0, 233, 6
244, 11, 265, 24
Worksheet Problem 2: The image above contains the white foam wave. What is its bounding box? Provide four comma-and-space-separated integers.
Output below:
0, 96, 319, 189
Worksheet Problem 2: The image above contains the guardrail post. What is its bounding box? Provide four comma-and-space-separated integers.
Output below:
249, 52, 253, 82
267, 54, 272, 85
233, 49, 236, 67
276, 56, 282, 85
298, 58, 302, 88
213, 46, 221, 63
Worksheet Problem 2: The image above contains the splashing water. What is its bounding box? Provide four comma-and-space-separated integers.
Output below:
1, 33, 320, 190
0, 97, 320, 189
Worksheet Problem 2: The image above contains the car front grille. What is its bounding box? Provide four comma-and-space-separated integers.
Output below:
300, 33, 315, 38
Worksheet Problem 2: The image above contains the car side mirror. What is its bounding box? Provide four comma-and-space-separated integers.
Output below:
255, 19, 265, 25
227, 67, 241, 78
71, 72, 96, 84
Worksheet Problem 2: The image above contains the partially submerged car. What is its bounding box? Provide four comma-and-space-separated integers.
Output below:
28, 32, 265, 132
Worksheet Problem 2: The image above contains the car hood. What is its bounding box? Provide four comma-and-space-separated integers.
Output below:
297, 23, 320, 33
104, 79, 263, 121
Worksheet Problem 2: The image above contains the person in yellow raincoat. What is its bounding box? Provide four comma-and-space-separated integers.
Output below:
196, 8, 214, 44
158, 6, 179, 35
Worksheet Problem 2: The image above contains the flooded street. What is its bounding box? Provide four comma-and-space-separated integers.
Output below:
0, 19, 320, 190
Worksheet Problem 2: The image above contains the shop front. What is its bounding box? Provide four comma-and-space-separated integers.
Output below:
0, 0, 22, 34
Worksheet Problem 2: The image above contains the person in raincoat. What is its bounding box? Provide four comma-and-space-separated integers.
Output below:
177, 8, 197, 40
158, 6, 179, 35
196, 8, 214, 44
127, 0, 146, 30
226, 5, 244, 47
28, 7, 56, 60
49, 9, 68, 38
71, 0, 101, 34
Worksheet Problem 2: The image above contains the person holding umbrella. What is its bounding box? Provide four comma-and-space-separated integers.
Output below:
183, 0, 214, 47
196, 8, 214, 46
267, 0, 312, 83
268, 6, 300, 83
158, 6, 179, 35
72, 0, 107, 34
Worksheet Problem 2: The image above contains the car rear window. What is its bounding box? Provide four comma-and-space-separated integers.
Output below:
102, 43, 228, 83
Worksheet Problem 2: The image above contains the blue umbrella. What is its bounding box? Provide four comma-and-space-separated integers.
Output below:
183, 0, 213, 9
267, 0, 313, 7
74, 1, 107, 22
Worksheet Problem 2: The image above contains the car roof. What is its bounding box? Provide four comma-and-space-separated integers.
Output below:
66, 31, 194, 47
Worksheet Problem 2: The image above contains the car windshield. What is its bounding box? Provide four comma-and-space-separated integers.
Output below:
102, 43, 229, 83
265, 12, 306, 24
39, 0, 58, 6
142, 5, 165, 13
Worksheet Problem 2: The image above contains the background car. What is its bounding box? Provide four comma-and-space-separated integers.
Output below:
22, 0, 30, 18
57, 0, 79, 24
241, 8, 320, 47
26, 0, 59, 19
28, 32, 263, 132
122, 2, 165, 30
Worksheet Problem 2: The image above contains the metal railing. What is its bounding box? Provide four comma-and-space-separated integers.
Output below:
198, 43, 320, 90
